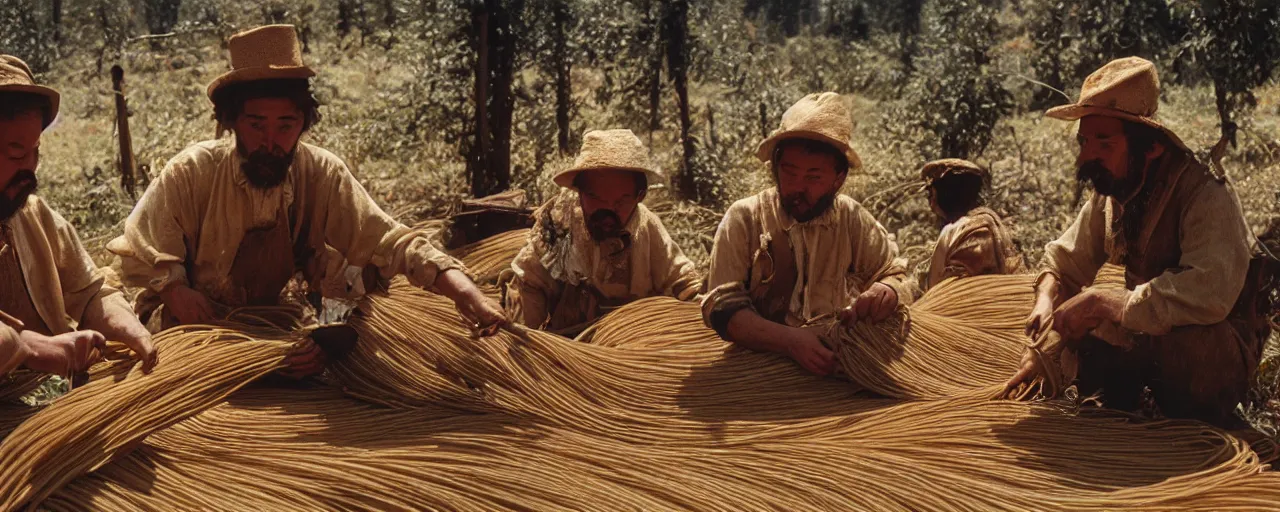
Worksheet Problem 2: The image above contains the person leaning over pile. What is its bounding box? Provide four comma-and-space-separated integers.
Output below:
107, 25, 502, 378
916, 158, 1024, 293
1002, 57, 1275, 428
505, 129, 701, 336
0, 55, 155, 378
701, 92, 914, 376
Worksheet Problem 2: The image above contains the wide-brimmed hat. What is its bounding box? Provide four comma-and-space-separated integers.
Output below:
1045, 57, 1188, 153
917, 158, 990, 192
552, 129, 665, 190
756, 92, 862, 171
206, 25, 316, 100
0, 55, 59, 127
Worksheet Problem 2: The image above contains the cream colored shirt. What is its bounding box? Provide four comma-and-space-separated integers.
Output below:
108, 138, 462, 304
923, 207, 1024, 291
703, 188, 912, 328
0, 196, 132, 374
1041, 170, 1253, 335
509, 192, 701, 329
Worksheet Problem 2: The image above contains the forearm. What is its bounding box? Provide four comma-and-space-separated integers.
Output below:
0, 323, 30, 374
79, 292, 146, 343
724, 309, 801, 356
433, 268, 487, 302
1034, 271, 1062, 306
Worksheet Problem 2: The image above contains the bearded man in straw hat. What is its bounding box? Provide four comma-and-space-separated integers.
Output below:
0, 55, 156, 378
916, 159, 1024, 293
1003, 57, 1275, 427
107, 25, 503, 377
702, 92, 913, 376
505, 129, 701, 335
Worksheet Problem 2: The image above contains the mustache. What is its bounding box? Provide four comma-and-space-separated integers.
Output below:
0, 170, 38, 222
782, 191, 836, 223
5, 170, 37, 192
240, 145, 295, 189
586, 209, 625, 241
1073, 160, 1113, 207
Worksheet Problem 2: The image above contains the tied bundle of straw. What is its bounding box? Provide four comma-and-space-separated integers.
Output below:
0, 322, 297, 510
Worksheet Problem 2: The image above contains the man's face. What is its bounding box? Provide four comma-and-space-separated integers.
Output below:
234, 97, 304, 189
0, 110, 43, 221
775, 145, 845, 222
577, 169, 642, 242
1075, 115, 1141, 199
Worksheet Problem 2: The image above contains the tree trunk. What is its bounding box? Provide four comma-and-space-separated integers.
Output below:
664, 0, 697, 201
899, 0, 923, 76
646, 0, 663, 137
551, 0, 572, 154
337, 0, 354, 38
468, 0, 518, 198
50, 0, 62, 44
384, 0, 397, 27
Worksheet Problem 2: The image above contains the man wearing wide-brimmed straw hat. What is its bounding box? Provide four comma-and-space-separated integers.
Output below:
916, 158, 1024, 292
107, 25, 503, 377
1002, 57, 1274, 427
0, 55, 156, 377
701, 92, 913, 376
505, 129, 701, 335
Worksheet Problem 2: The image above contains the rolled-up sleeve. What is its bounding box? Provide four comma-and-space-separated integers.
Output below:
508, 241, 555, 328
849, 206, 914, 306
110, 151, 201, 293
314, 161, 464, 291
1041, 196, 1108, 298
647, 215, 702, 301
0, 315, 25, 375
702, 201, 756, 335
1121, 182, 1251, 334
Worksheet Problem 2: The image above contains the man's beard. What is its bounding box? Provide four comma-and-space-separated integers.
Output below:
781, 190, 837, 223
238, 140, 296, 189
1073, 155, 1146, 207
0, 170, 37, 222
586, 209, 626, 242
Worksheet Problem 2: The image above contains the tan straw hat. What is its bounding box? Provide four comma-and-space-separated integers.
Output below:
756, 92, 862, 170
206, 25, 316, 100
552, 129, 665, 190
0, 55, 59, 127
1045, 57, 1188, 152
917, 158, 989, 192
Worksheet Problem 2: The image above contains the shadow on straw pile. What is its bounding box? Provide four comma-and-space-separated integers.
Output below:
991, 407, 1245, 491
674, 351, 884, 430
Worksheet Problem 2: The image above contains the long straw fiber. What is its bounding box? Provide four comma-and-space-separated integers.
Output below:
4, 225, 1277, 511
0, 321, 296, 510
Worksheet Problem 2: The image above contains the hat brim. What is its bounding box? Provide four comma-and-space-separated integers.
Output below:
1045, 104, 1189, 153
552, 166, 666, 191
756, 130, 863, 171
206, 66, 317, 100
0, 84, 60, 127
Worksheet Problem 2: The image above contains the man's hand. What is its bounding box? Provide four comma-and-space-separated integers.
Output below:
121, 330, 158, 373
456, 290, 507, 335
1000, 349, 1041, 398
279, 337, 327, 379
159, 284, 214, 325
839, 282, 898, 327
1025, 293, 1055, 338
1052, 288, 1130, 342
786, 328, 837, 376
20, 329, 106, 377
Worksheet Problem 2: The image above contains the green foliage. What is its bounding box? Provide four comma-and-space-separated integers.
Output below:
887, 0, 1013, 160
1026, 0, 1177, 108
0, 0, 57, 73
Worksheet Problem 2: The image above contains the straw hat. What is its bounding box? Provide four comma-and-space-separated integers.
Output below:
552, 129, 665, 190
0, 55, 59, 127
206, 25, 316, 100
756, 92, 862, 171
917, 158, 989, 192
1045, 57, 1188, 152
